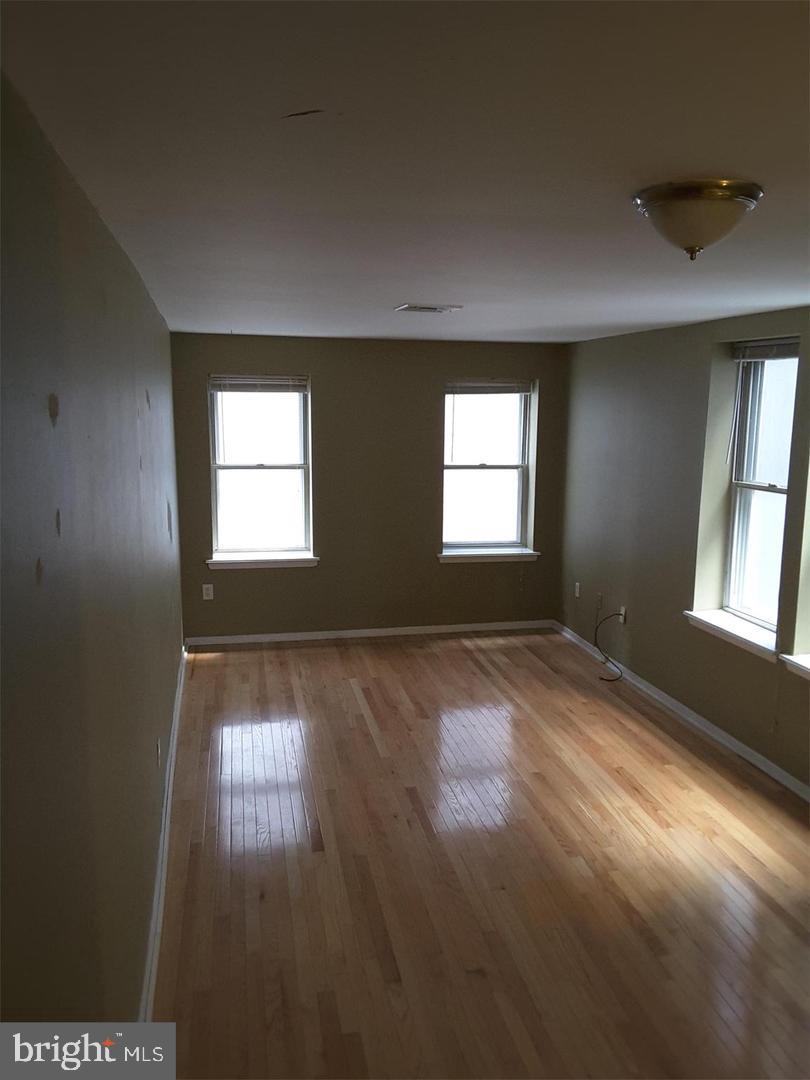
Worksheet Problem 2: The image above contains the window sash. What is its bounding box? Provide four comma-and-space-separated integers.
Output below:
442, 465, 529, 548
211, 384, 307, 467
208, 379, 311, 554
732, 361, 762, 486
725, 485, 785, 631
442, 388, 531, 548
730, 356, 798, 489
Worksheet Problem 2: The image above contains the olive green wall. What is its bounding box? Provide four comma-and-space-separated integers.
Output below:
1, 82, 183, 1019
171, 333, 568, 637
795, 479, 810, 654
562, 307, 810, 784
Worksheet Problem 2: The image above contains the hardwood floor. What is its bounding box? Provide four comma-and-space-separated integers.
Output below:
154, 630, 809, 1079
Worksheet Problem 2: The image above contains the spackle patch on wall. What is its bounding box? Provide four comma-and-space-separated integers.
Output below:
47, 393, 59, 426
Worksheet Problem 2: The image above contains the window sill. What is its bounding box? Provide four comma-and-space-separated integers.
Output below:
780, 653, 810, 681
438, 547, 540, 564
207, 552, 319, 569
683, 608, 777, 661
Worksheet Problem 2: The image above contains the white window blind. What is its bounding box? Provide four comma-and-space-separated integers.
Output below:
445, 378, 534, 395
208, 375, 309, 394
732, 338, 800, 362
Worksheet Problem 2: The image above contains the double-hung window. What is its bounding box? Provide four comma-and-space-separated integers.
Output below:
726, 341, 799, 628
442, 380, 536, 556
208, 375, 314, 564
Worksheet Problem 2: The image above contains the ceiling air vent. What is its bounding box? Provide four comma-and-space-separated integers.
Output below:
394, 303, 463, 314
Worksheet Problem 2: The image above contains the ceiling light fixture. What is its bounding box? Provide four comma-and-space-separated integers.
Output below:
632, 179, 764, 260
394, 303, 463, 314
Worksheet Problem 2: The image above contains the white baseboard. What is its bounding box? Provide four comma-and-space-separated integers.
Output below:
554, 624, 604, 662
139, 645, 187, 1020
555, 624, 810, 803
185, 619, 556, 648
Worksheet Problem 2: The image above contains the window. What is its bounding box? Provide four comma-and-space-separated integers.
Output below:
726, 342, 799, 629
442, 380, 535, 555
208, 375, 312, 561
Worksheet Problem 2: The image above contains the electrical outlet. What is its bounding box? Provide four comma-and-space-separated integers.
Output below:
619, 605, 627, 624
574, 581, 581, 598
202, 583, 214, 601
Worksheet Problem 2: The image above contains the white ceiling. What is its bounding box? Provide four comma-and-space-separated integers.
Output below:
3, 1, 808, 342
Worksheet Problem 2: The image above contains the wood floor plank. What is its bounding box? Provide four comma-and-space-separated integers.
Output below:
154, 630, 810, 1079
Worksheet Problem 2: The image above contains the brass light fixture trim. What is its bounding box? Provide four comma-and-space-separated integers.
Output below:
632, 178, 765, 260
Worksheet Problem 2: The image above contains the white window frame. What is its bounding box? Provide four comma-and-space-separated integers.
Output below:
208, 375, 312, 558
724, 343, 798, 631
441, 380, 534, 554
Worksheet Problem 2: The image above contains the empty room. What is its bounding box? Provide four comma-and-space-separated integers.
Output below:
2, 2, 809, 1079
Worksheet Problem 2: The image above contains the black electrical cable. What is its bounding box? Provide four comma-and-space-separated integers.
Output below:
594, 611, 624, 682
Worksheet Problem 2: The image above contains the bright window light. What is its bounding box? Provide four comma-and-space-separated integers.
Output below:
209, 376, 310, 554
727, 352, 798, 628
443, 384, 531, 548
